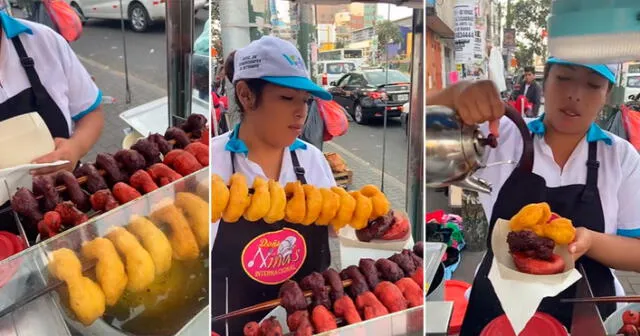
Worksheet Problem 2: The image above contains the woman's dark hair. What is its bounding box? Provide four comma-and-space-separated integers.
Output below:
224, 50, 268, 113
542, 63, 614, 91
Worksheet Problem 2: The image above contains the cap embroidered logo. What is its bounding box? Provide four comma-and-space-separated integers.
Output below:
282, 54, 305, 70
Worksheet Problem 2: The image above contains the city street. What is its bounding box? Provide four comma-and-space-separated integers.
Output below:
71, 10, 208, 87
328, 117, 409, 210
332, 117, 408, 183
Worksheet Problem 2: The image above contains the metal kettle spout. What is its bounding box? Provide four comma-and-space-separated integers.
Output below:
453, 175, 493, 194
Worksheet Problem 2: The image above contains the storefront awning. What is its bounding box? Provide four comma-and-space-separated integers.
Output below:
426, 14, 454, 39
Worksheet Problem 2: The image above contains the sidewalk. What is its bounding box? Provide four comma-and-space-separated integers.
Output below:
79, 58, 166, 162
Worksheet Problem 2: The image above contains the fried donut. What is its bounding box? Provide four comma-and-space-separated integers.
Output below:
316, 188, 340, 226
211, 174, 230, 222
264, 179, 286, 224
244, 177, 270, 222
330, 187, 356, 230
360, 185, 390, 219
349, 191, 373, 230
284, 181, 306, 224
302, 185, 323, 225
222, 173, 250, 223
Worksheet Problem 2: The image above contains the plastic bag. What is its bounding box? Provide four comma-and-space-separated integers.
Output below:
317, 98, 348, 141
300, 99, 324, 150
43, 0, 82, 42
508, 95, 532, 116
621, 104, 640, 151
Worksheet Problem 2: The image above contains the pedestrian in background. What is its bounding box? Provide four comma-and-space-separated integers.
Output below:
193, 17, 210, 101
514, 66, 542, 117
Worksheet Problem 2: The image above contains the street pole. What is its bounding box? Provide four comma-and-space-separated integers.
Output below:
505, 0, 512, 73
118, 0, 131, 104
381, 4, 391, 193
220, 0, 251, 129
297, 4, 316, 82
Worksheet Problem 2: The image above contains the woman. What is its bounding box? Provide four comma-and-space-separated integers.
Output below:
429, 58, 640, 334
0, 11, 104, 174
210, 36, 335, 333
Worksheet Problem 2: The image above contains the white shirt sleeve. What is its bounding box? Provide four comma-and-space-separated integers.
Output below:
52, 32, 101, 121
616, 141, 640, 237
306, 145, 337, 188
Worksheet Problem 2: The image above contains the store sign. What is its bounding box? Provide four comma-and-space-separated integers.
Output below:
454, 0, 476, 64
427, 0, 435, 7
352, 27, 375, 43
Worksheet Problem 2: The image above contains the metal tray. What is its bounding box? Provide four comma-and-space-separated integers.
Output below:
119, 95, 209, 137
424, 243, 447, 292
0, 169, 210, 335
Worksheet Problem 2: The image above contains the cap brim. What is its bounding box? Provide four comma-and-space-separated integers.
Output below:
261, 76, 332, 100
546, 57, 616, 84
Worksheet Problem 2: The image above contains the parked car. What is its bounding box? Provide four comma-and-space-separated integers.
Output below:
328, 69, 411, 125
66, 0, 207, 32
315, 61, 357, 89
401, 102, 410, 136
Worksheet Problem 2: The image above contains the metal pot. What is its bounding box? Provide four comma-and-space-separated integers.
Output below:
425, 104, 532, 194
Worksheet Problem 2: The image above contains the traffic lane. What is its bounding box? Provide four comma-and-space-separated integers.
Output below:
332, 117, 408, 183
71, 10, 207, 86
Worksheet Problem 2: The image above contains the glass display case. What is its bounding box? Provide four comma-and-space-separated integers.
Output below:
0, 168, 209, 336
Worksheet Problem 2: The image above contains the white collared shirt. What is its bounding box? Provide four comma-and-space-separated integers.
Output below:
210, 131, 336, 244
477, 117, 640, 238
0, 14, 101, 134
476, 117, 640, 298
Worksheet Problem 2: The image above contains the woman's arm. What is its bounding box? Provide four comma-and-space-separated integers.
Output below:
585, 233, 640, 272
585, 141, 640, 272
71, 107, 105, 158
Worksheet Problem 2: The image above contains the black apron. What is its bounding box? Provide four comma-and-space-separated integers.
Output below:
460, 138, 616, 335
211, 150, 331, 334
0, 36, 71, 240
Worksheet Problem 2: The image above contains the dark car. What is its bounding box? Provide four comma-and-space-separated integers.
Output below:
328, 69, 411, 124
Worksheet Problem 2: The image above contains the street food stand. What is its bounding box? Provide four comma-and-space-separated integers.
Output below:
213, 0, 425, 334
0, 1, 210, 334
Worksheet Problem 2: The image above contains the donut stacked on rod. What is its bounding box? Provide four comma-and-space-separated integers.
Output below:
241, 248, 424, 335
10, 114, 210, 241
211, 173, 407, 239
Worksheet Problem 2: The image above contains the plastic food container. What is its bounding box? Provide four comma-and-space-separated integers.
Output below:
480, 312, 568, 336
445, 280, 471, 334
0, 231, 25, 288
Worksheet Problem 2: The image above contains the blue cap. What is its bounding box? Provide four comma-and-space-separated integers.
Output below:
262, 76, 332, 101
233, 36, 332, 100
546, 57, 616, 84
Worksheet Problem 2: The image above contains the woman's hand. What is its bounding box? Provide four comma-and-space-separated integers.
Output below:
31, 138, 83, 175
452, 80, 505, 132
568, 227, 594, 261
428, 80, 505, 135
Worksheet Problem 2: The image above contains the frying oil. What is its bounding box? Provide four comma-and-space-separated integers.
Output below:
103, 254, 209, 335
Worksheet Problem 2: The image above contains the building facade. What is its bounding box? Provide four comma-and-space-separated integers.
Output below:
426, 0, 455, 93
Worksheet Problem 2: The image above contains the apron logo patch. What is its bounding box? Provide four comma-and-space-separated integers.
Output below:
241, 228, 307, 285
